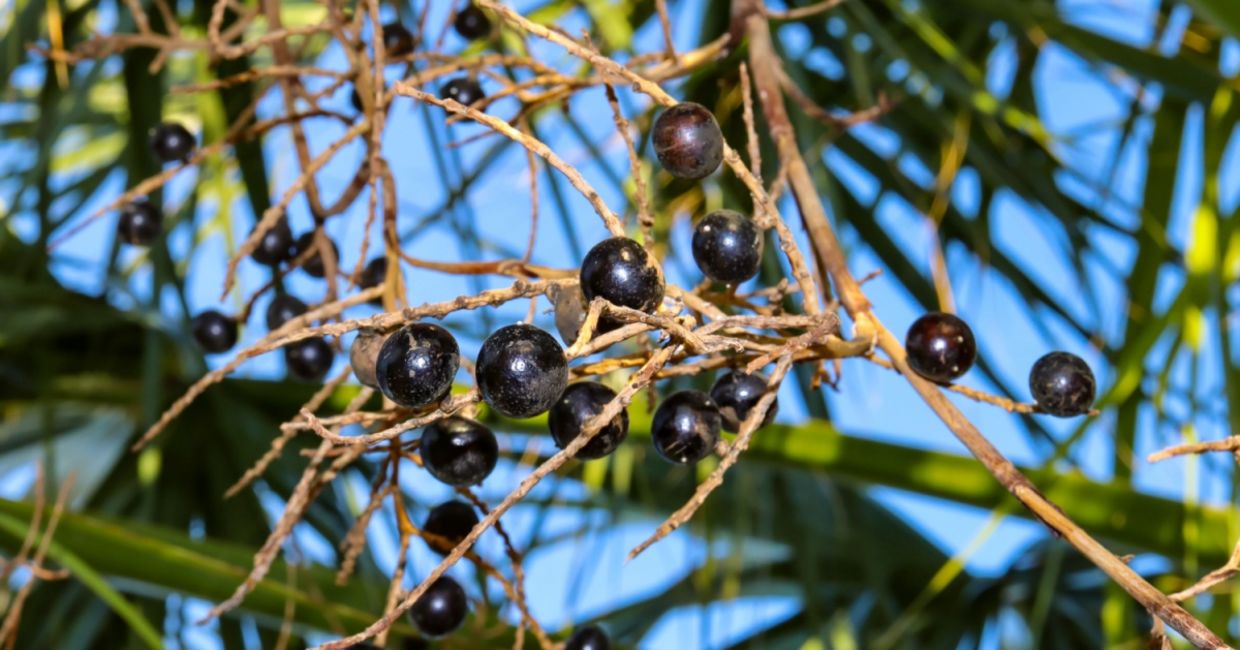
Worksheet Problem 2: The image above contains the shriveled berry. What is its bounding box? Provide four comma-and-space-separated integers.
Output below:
440, 77, 484, 107
553, 283, 587, 344
579, 237, 664, 330
409, 576, 468, 638
191, 310, 238, 354
549, 382, 628, 459
382, 22, 416, 58
651, 102, 723, 180
350, 328, 385, 389
651, 390, 721, 464
476, 324, 568, 418
454, 3, 491, 40
566, 625, 611, 650
265, 293, 307, 330
423, 500, 479, 554
1029, 351, 1095, 417
150, 122, 195, 163
117, 200, 163, 246
250, 219, 295, 266
376, 323, 460, 409
710, 372, 778, 433
692, 209, 763, 284
420, 416, 498, 486
285, 337, 334, 382
905, 312, 976, 384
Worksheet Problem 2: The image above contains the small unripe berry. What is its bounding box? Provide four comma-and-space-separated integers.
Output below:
1029, 351, 1095, 417
579, 237, 664, 330
904, 312, 976, 384
376, 323, 460, 409
476, 324, 568, 418
150, 122, 195, 163
409, 576, 468, 638
548, 382, 629, 459
420, 416, 498, 486
651, 390, 721, 464
651, 102, 723, 180
191, 310, 238, 354
117, 200, 163, 246
709, 371, 778, 433
692, 209, 763, 284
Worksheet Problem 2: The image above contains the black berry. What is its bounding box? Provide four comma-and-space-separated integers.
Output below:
191, 310, 238, 354
566, 625, 611, 650
376, 323, 460, 409
549, 382, 628, 459
117, 200, 163, 246
285, 337, 334, 382
651, 390, 721, 464
1029, 351, 1096, 417
905, 312, 976, 384
710, 372, 778, 433
651, 102, 723, 180
265, 293, 307, 330
420, 416, 498, 486
454, 3, 491, 40
150, 122, 195, 163
382, 22, 415, 58
409, 576, 468, 638
350, 328, 384, 389
579, 237, 664, 330
692, 209, 763, 284
440, 77, 484, 107
476, 324, 568, 418
250, 219, 295, 266
423, 500, 479, 554
361, 256, 389, 305
293, 231, 339, 278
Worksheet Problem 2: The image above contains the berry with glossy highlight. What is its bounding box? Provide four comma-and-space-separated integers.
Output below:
710, 371, 778, 433
265, 294, 307, 330
382, 22, 415, 58
293, 232, 339, 278
285, 337, 333, 382
454, 3, 491, 40
440, 77, 484, 107
420, 416, 498, 486
250, 219, 295, 266
566, 625, 611, 650
904, 312, 976, 384
376, 323, 460, 409
651, 102, 723, 180
191, 310, 238, 354
579, 237, 665, 330
692, 209, 763, 284
409, 576, 468, 638
117, 200, 163, 246
549, 382, 629, 459
1029, 351, 1096, 417
150, 122, 195, 163
476, 324, 568, 418
423, 500, 479, 555
651, 390, 721, 464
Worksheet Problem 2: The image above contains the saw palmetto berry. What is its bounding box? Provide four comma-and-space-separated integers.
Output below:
566, 625, 611, 650
651, 390, 721, 464
117, 200, 163, 246
375, 323, 460, 409
476, 324, 568, 418
191, 310, 238, 354
284, 337, 333, 382
349, 328, 385, 389
360, 256, 389, 305
423, 500, 479, 555
420, 416, 498, 486
409, 576, 468, 638
453, 2, 491, 40
381, 22, 415, 58
1029, 351, 1095, 417
692, 209, 763, 284
549, 382, 629, 459
265, 294, 307, 330
292, 232, 339, 279
150, 122, 195, 163
904, 312, 976, 384
250, 219, 295, 266
710, 371, 778, 433
651, 102, 723, 180
440, 77, 484, 107
579, 237, 664, 331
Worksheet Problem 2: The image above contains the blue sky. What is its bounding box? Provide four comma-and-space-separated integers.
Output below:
8, 0, 1240, 646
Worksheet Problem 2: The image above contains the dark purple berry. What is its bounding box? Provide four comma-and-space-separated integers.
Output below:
579, 237, 664, 330
191, 310, 238, 354
423, 500, 479, 554
566, 625, 611, 650
409, 576, 468, 638
382, 22, 415, 58
117, 200, 163, 246
440, 77, 484, 107
710, 372, 778, 433
285, 336, 334, 382
548, 382, 628, 459
293, 232, 339, 279
250, 219, 295, 266
361, 256, 389, 305
453, 3, 491, 40
651, 390, 721, 464
1029, 351, 1096, 417
265, 294, 307, 330
350, 328, 384, 389
905, 312, 976, 384
376, 323, 460, 409
476, 324, 568, 418
150, 122, 195, 163
651, 102, 723, 180
692, 209, 763, 284
420, 416, 498, 486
